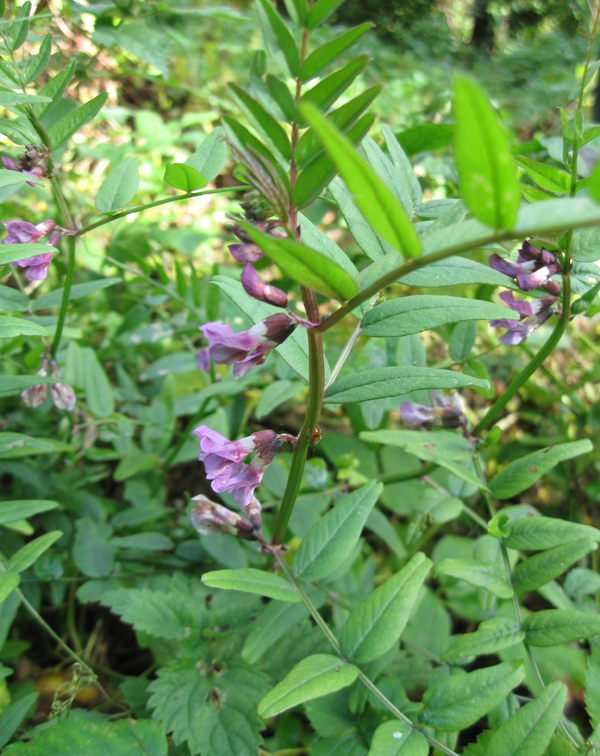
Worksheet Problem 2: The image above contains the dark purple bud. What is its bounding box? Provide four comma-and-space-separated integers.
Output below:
47, 229, 62, 248
228, 243, 264, 263
241, 264, 288, 308
2, 157, 21, 172
543, 278, 561, 296
261, 313, 296, 344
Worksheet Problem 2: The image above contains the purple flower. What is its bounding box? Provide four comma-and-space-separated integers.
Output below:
499, 291, 555, 317
200, 313, 296, 377
489, 242, 561, 296
228, 243, 264, 263
489, 253, 536, 279
5, 220, 61, 282
190, 495, 256, 539
515, 263, 560, 292
241, 263, 288, 308
517, 240, 558, 267
490, 306, 554, 345
197, 348, 211, 372
2, 157, 44, 186
401, 391, 464, 429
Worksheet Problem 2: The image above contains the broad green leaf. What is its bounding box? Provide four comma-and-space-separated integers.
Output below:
266, 74, 295, 120
453, 77, 520, 229
22, 33, 52, 84
255, 0, 299, 76
586, 641, 600, 729
420, 661, 525, 731
486, 681, 567, 756
255, 379, 302, 419
0, 169, 42, 187
434, 558, 513, 599
0, 572, 20, 604
242, 600, 313, 664
300, 103, 421, 257
238, 221, 357, 300
0, 317, 49, 339
82, 347, 114, 418
306, 0, 346, 28
293, 112, 376, 207
449, 320, 477, 361
0, 692, 39, 751
300, 24, 372, 82
292, 480, 382, 581
73, 518, 115, 578
3, 715, 167, 756
300, 55, 369, 112
523, 610, 600, 647
441, 617, 525, 662
95, 157, 139, 213
512, 539, 597, 593
186, 127, 227, 182
489, 440, 593, 499
258, 654, 359, 717
48, 93, 108, 148
361, 295, 515, 337
32, 277, 122, 311
163, 163, 207, 192
340, 552, 431, 662
7, 531, 62, 573
367, 721, 428, 756
0, 500, 58, 524
5, 3, 30, 52
515, 155, 570, 194
502, 515, 600, 550
148, 658, 268, 756
324, 366, 489, 404
0, 243, 53, 265
202, 568, 301, 602
229, 83, 291, 159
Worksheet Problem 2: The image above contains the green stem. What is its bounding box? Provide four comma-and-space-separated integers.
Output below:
50, 233, 76, 357
75, 185, 250, 237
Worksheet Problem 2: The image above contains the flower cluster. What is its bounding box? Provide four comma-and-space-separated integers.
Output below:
5, 219, 63, 281
401, 391, 465, 429
21, 358, 76, 411
191, 425, 283, 538
489, 240, 560, 345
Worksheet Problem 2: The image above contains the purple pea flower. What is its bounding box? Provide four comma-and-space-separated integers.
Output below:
241, 263, 288, 308
490, 306, 554, 345
401, 391, 464, 429
200, 313, 296, 377
228, 243, 264, 263
190, 494, 256, 539
499, 291, 555, 317
2, 157, 44, 187
5, 220, 62, 282
197, 348, 211, 372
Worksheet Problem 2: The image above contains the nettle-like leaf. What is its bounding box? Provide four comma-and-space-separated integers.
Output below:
149, 658, 270, 756
258, 654, 359, 718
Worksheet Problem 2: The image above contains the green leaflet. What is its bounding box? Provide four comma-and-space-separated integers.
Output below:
255, 0, 299, 76
512, 538, 598, 593
238, 221, 357, 300
329, 176, 390, 261
324, 366, 489, 404
586, 641, 600, 730
420, 661, 525, 731
0, 317, 49, 339
340, 552, 431, 663
185, 127, 227, 182
0, 169, 42, 187
163, 163, 207, 192
48, 92, 108, 148
441, 617, 525, 662
300, 24, 372, 82
299, 103, 421, 257
361, 295, 515, 338
502, 515, 600, 550
202, 568, 301, 603
258, 654, 359, 718
0, 693, 40, 752
515, 155, 570, 194
0, 500, 59, 524
255, 380, 303, 419
0, 243, 55, 265
306, 0, 347, 29
95, 157, 140, 213
82, 347, 115, 418
7, 531, 62, 573
229, 83, 291, 159
367, 721, 428, 756
281, 0, 307, 27
486, 681, 567, 756
292, 480, 382, 582
0, 572, 20, 604
435, 558, 513, 599
522, 609, 600, 647
489, 440, 593, 499
300, 55, 370, 113
242, 599, 317, 663
453, 77, 520, 230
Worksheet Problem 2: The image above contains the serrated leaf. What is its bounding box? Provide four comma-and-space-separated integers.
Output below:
367, 721, 428, 756
258, 654, 359, 718
48, 93, 108, 148
255, 0, 299, 76
202, 568, 301, 602
229, 83, 291, 159
0, 317, 49, 338
324, 366, 489, 404
292, 480, 382, 581
7, 531, 62, 573
94, 157, 139, 212
163, 162, 207, 192
0, 500, 58, 524
420, 661, 525, 731
300, 24, 372, 82
238, 220, 357, 300
0, 572, 20, 604
586, 641, 600, 729
299, 103, 421, 257
512, 539, 597, 593
502, 515, 600, 550
340, 552, 431, 662
148, 658, 269, 756
453, 77, 520, 229
3, 717, 166, 756
485, 681, 567, 756
515, 155, 570, 194
435, 558, 513, 599
362, 295, 515, 337
441, 617, 525, 662
523, 610, 600, 646
489, 440, 593, 499
82, 347, 114, 418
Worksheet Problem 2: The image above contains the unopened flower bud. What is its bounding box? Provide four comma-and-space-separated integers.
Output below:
241, 264, 288, 308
